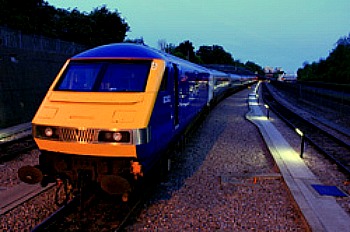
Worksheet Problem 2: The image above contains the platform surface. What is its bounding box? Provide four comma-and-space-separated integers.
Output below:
246, 85, 350, 232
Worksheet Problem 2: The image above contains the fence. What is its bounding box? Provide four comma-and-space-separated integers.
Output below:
0, 26, 88, 128
0, 26, 86, 55
269, 81, 350, 130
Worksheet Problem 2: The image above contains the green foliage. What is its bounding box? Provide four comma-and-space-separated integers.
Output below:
171, 40, 199, 63
196, 45, 234, 64
167, 40, 262, 75
297, 33, 350, 84
244, 61, 264, 76
0, 0, 262, 73
0, 0, 129, 47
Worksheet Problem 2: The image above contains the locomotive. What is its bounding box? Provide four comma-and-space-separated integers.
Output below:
18, 43, 255, 201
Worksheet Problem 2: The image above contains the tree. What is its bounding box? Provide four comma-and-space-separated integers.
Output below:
158, 39, 167, 51
297, 33, 350, 84
0, 0, 47, 33
196, 45, 234, 64
167, 40, 201, 63
169, 42, 262, 74
88, 6, 129, 46
336, 33, 350, 46
173, 40, 195, 61
0, 1, 130, 47
245, 61, 264, 76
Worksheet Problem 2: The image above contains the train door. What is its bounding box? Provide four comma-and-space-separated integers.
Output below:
171, 64, 179, 128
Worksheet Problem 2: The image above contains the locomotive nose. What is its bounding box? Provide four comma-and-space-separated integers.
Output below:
18, 165, 43, 185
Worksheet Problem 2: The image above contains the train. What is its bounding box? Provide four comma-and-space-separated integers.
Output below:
277, 73, 297, 82
18, 43, 256, 202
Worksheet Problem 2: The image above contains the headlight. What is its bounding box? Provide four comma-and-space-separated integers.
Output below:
98, 131, 131, 143
44, 127, 53, 137
34, 125, 59, 140
112, 132, 123, 142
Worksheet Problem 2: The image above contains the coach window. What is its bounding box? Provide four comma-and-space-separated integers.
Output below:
160, 67, 169, 91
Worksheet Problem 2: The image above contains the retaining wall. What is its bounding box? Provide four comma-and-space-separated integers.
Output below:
0, 27, 86, 128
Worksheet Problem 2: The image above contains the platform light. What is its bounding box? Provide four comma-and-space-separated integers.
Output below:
295, 128, 303, 137
295, 128, 305, 158
256, 94, 259, 104
264, 104, 270, 119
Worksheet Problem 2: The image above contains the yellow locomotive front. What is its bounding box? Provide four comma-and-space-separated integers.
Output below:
32, 59, 162, 157
19, 44, 166, 198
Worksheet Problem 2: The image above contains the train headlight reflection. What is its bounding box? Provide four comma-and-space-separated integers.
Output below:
34, 125, 59, 140
98, 131, 130, 143
104, 132, 112, 140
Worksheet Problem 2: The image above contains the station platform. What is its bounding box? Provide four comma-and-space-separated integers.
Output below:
246, 85, 350, 231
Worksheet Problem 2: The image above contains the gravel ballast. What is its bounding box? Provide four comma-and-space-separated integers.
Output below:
126, 88, 308, 231
3, 84, 349, 231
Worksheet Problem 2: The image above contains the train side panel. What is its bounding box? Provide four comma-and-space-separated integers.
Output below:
137, 62, 210, 172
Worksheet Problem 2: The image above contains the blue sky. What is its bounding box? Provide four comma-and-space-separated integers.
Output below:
47, 0, 350, 73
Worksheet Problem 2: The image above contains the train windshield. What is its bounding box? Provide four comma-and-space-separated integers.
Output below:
55, 60, 151, 92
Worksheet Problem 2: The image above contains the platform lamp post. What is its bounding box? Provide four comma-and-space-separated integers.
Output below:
264, 104, 270, 119
295, 128, 305, 158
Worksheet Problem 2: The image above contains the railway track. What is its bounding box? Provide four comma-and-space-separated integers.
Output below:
0, 183, 55, 217
31, 196, 80, 232
261, 82, 350, 176
30, 156, 170, 231
32, 187, 144, 231
0, 124, 37, 162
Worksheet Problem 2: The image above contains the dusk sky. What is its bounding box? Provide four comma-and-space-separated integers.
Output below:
47, 0, 350, 73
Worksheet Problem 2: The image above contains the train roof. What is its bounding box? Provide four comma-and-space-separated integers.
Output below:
209, 69, 229, 76
72, 43, 211, 73
70, 44, 257, 79
72, 43, 165, 60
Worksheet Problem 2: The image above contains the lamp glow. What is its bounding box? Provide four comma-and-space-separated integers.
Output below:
295, 128, 303, 137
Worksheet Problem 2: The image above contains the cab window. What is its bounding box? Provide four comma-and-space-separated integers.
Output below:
55, 60, 151, 92
56, 63, 102, 91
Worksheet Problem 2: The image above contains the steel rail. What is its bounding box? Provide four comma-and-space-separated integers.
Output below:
261, 83, 350, 177
31, 196, 80, 232
0, 135, 37, 162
